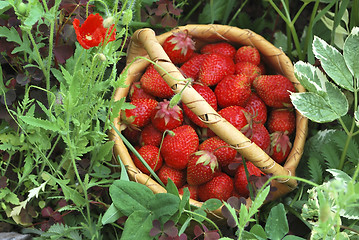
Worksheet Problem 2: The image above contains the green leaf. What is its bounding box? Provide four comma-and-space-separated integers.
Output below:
102, 203, 123, 225
282, 236, 307, 240
201, 199, 223, 211
308, 156, 323, 184
343, 27, 359, 80
118, 155, 130, 181
265, 203, 289, 240
0, 26, 22, 45
324, 80, 349, 117
121, 211, 154, 240
294, 61, 328, 96
249, 224, 267, 239
290, 92, 344, 123
320, 143, 340, 169
249, 186, 270, 217
178, 187, 190, 216
313, 36, 353, 91
0, 1, 12, 15
148, 193, 180, 222
109, 180, 154, 216
19, 115, 60, 132
165, 178, 179, 196
23, 3, 44, 27
327, 169, 352, 183
355, 109, 359, 127
46, 175, 85, 207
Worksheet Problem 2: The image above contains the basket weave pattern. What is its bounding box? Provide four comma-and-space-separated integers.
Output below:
110, 24, 308, 214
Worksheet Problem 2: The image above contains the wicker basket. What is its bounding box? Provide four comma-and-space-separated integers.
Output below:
110, 24, 308, 219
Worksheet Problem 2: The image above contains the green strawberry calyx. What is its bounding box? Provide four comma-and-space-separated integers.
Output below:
154, 99, 182, 125
194, 150, 218, 172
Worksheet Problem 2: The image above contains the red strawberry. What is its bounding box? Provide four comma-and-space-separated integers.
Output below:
267, 108, 296, 135
270, 132, 292, 164
249, 123, 271, 153
199, 136, 237, 167
234, 62, 262, 85
140, 123, 163, 147
157, 164, 186, 188
161, 125, 199, 170
132, 145, 163, 174
198, 53, 235, 86
182, 83, 217, 128
180, 53, 207, 80
198, 172, 234, 201
186, 150, 220, 186
244, 93, 267, 124
234, 161, 263, 198
140, 64, 173, 99
121, 127, 141, 145
218, 106, 248, 130
200, 42, 236, 59
215, 74, 251, 108
151, 100, 184, 132
179, 184, 199, 201
129, 82, 156, 101
253, 75, 295, 108
121, 98, 158, 128
162, 31, 195, 64
235, 46, 261, 65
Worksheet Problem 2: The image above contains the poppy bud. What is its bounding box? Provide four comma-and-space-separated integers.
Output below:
122, 9, 133, 25
103, 16, 115, 28
97, 53, 107, 61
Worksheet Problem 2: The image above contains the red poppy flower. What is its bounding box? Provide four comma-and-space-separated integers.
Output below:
73, 13, 116, 49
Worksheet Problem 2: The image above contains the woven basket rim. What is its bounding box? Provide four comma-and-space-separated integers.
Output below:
109, 24, 308, 218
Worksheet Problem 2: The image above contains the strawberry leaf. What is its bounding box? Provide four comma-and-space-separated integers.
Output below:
343, 27, 359, 81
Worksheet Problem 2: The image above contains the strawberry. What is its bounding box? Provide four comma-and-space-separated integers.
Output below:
199, 136, 237, 167
179, 184, 199, 201
234, 45, 261, 65
157, 164, 186, 188
234, 161, 263, 198
244, 93, 267, 124
180, 53, 207, 80
182, 83, 217, 128
162, 31, 195, 64
253, 75, 295, 108
267, 108, 296, 135
200, 42, 236, 59
186, 150, 220, 186
161, 125, 199, 170
129, 82, 156, 101
140, 123, 162, 147
218, 106, 248, 130
270, 131, 292, 164
198, 172, 234, 201
132, 145, 163, 174
151, 99, 184, 132
121, 126, 141, 145
215, 74, 251, 108
198, 53, 235, 86
140, 64, 173, 99
234, 62, 262, 85
249, 123, 271, 153
121, 98, 158, 128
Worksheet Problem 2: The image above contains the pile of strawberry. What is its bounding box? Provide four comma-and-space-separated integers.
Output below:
120, 31, 296, 202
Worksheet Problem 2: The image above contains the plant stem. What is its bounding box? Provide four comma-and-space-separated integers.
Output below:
183, 209, 223, 237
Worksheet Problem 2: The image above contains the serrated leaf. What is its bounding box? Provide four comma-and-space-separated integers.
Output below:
313, 36, 353, 91
19, 115, 60, 132
308, 157, 323, 184
290, 92, 340, 123
327, 169, 352, 183
265, 203, 289, 240
0, 26, 22, 45
249, 186, 270, 217
23, 3, 44, 27
343, 27, 359, 81
324, 80, 349, 116
294, 61, 328, 96
320, 144, 340, 169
